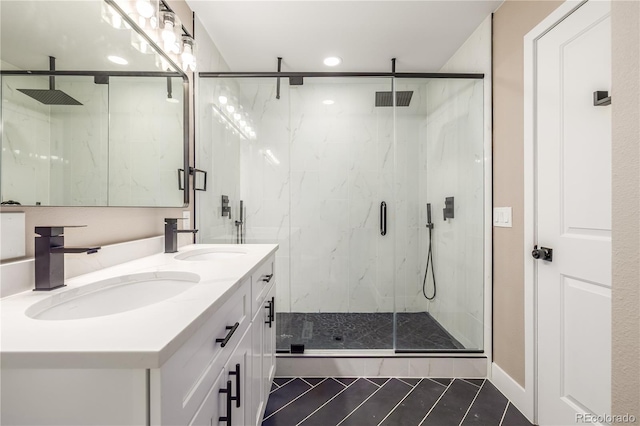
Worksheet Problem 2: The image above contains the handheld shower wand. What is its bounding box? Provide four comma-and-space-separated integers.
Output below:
422, 203, 436, 300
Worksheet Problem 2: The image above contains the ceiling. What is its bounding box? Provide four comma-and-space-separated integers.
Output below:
187, 1, 503, 73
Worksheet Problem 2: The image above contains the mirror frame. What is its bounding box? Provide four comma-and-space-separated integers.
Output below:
0, 0, 190, 207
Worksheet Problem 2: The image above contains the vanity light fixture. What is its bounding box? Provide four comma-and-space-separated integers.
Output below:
323, 56, 342, 67
107, 55, 128, 65
136, 0, 156, 18
181, 35, 197, 71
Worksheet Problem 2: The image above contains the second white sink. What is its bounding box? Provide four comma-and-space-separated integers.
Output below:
174, 248, 247, 262
26, 271, 200, 321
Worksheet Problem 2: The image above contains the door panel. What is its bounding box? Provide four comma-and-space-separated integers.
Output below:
536, 1, 611, 424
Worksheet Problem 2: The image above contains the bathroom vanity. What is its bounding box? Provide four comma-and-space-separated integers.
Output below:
0, 243, 277, 426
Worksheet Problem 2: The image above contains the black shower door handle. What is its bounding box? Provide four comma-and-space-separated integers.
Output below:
380, 201, 387, 236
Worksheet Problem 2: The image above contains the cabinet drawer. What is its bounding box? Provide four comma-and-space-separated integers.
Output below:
158, 279, 250, 426
252, 256, 274, 316
188, 368, 225, 426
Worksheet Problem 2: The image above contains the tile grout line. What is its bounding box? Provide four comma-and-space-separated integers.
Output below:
332, 377, 351, 388
335, 379, 388, 426
397, 378, 419, 388
498, 402, 511, 426
263, 378, 328, 421
299, 377, 315, 387
375, 379, 424, 426
461, 378, 484, 388
270, 378, 294, 394
458, 379, 485, 426
363, 377, 387, 388
417, 378, 455, 426
294, 378, 357, 426
426, 377, 450, 388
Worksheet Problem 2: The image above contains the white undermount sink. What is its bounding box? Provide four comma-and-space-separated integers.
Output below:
174, 248, 247, 261
25, 271, 200, 321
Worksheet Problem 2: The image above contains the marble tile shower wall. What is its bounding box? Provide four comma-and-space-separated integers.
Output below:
194, 17, 239, 245
418, 79, 485, 349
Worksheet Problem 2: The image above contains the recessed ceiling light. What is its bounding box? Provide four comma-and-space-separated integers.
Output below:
108, 55, 128, 65
323, 99, 335, 105
323, 56, 342, 67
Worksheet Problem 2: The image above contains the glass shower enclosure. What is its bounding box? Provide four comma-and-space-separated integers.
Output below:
196, 73, 485, 353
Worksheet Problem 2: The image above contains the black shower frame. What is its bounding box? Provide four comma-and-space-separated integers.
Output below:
199, 69, 486, 354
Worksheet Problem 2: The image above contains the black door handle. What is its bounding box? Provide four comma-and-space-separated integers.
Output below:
228, 363, 241, 407
216, 322, 240, 347
380, 201, 387, 236
261, 274, 273, 283
219, 380, 232, 425
532, 245, 553, 262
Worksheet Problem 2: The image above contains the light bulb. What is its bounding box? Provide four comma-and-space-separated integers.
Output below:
162, 21, 176, 44
218, 95, 228, 104
136, 0, 154, 18
227, 105, 235, 113
234, 113, 241, 120
239, 120, 246, 126
323, 56, 342, 66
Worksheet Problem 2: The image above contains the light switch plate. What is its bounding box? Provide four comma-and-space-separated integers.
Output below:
493, 207, 512, 228
1, 212, 26, 260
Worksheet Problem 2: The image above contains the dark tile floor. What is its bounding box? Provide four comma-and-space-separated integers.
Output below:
276, 312, 464, 351
263, 377, 533, 426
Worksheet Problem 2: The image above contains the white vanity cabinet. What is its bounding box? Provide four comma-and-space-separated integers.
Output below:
0, 251, 277, 426
154, 254, 276, 426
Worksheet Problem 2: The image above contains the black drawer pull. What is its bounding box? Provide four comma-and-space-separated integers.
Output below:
265, 300, 273, 328
265, 296, 275, 328
228, 363, 241, 407
216, 322, 240, 347
261, 274, 273, 283
219, 380, 232, 425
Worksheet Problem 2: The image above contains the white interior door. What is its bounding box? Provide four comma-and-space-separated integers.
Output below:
535, 1, 611, 425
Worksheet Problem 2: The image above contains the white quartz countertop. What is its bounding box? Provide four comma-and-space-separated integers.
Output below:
0, 244, 278, 369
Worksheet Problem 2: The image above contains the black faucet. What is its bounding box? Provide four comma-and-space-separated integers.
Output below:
34, 226, 101, 291
164, 218, 198, 253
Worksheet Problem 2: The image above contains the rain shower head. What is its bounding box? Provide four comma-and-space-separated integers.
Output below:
375, 91, 413, 107
17, 57, 83, 106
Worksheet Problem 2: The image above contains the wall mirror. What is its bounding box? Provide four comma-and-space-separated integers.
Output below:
0, 0, 189, 207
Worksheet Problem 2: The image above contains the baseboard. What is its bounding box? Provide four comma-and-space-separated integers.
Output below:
490, 362, 534, 423
276, 356, 488, 378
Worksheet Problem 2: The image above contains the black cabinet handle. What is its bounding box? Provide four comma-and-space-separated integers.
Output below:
261, 274, 273, 283
265, 300, 273, 328
219, 380, 232, 425
380, 201, 387, 236
215, 322, 240, 347
228, 363, 241, 408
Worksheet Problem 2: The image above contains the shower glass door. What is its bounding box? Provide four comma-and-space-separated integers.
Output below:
393, 77, 485, 352
280, 77, 396, 350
